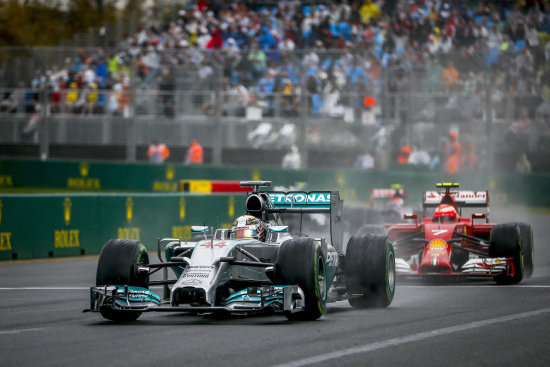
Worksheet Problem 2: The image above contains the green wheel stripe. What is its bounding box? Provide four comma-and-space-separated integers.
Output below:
136, 246, 147, 263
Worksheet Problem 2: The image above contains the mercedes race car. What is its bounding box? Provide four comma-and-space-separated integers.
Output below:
377, 183, 533, 284
85, 181, 396, 322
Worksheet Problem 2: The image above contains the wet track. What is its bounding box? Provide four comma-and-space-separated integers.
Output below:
1, 208, 549, 367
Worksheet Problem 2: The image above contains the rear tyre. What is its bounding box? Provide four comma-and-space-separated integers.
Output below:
489, 223, 523, 285
275, 238, 327, 321
517, 223, 534, 278
96, 239, 149, 321
345, 234, 395, 308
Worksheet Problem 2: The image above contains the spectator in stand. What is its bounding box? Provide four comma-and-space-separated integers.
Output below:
147, 139, 170, 164
282, 145, 302, 170
185, 139, 204, 165
247, 41, 267, 81
408, 145, 430, 165
81, 82, 98, 115
441, 60, 459, 91
65, 82, 79, 114
281, 78, 299, 117
355, 149, 375, 170
397, 144, 411, 164
445, 130, 462, 175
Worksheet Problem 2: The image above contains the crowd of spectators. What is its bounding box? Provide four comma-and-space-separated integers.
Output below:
2, 0, 550, 167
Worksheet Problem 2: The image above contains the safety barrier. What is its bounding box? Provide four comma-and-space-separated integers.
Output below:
1, 158, 549, 207
0, 193, 245, 261
1, 158, 549, 260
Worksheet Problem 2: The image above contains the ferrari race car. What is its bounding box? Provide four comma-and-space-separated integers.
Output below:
378, 183, 533, 284
85, 181, 396, 322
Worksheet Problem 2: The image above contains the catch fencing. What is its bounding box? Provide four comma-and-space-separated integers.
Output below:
0, 47, 548, 170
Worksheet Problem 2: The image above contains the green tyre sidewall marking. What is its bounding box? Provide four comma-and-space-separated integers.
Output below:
136, 246, 147, 264
314, 243, 327, 315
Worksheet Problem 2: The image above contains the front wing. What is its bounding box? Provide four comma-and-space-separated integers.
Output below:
395, 257, 515, 279
85, 285, 305, 315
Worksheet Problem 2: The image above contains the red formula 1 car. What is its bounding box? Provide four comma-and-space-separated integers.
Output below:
386, 183, 534, 284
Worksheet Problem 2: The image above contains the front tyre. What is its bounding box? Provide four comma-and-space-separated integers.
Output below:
489, 223, 523, 285
345, 234, 395, 308
275, 238, 327, 321
96, 239, 149, 321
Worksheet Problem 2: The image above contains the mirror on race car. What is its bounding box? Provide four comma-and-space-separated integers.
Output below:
403, 213, 418, 226
191, 226, 210, 233
471, 213, 486, 224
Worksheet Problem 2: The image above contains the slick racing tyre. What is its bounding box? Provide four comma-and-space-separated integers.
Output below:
345, 234, 395, 308
357, 224, 386, 236
517, 222, 534, 278
275, 238, 327, 321
489, 223, 523, 285
96, 239, 149, 321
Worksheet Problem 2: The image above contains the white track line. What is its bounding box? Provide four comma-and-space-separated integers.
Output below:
273, 308, 550, 367
0, 328, 43, 335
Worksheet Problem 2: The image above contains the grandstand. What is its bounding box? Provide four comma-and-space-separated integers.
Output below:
1, 0, 549, 171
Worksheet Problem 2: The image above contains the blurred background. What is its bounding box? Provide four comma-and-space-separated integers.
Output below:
0, 0, 549, 173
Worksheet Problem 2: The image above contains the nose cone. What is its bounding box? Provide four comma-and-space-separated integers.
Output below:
418, 239, 452, 273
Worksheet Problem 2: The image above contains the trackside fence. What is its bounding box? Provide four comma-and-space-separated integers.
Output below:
0, 193, 244, 260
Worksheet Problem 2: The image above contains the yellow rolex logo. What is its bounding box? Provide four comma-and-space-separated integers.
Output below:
166, 165, 175, 180
336, 172, 346, 187
63, 198, 72, 225
79, 162, 89, 177
179, 197, 186, 222
126, 197, 133, 223
228, 196, 235, 218
252, 169, 261, 181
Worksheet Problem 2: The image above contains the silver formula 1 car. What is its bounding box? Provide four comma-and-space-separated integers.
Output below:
85, 181, 396, 322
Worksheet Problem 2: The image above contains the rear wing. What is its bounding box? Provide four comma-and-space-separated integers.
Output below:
423, 190, 489, 208
268, 192, 332, 211
422, 183, 489, 219
267, 191, 344, 254
369, 186, 406, 207
240, 181, 344, 254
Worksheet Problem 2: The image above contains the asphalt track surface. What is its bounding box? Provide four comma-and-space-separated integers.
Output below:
1, 208, 549, 367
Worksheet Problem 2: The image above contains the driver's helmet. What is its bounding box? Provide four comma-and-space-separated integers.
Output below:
433, 204, 458, 222
232, 215, 266, 241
